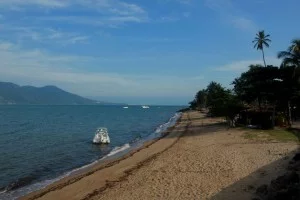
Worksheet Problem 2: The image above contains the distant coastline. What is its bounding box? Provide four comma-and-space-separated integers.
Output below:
0, 81, 125, 105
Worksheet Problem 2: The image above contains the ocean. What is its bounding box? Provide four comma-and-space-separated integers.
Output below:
0, 105, 183, 200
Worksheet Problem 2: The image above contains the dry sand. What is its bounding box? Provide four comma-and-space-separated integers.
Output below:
22, 111, 299, 200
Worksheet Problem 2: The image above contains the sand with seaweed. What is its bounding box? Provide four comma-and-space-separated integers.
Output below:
22, 111, 299, 200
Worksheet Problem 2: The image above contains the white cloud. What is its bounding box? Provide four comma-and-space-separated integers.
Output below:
177, 0, 193, 5
213, 57, 281, 72
205, 0, 257, 32
183, 12, 191, 18
0, 40, 203, 97
0, 41, 137, 95
231, 17, 257, 32
159, 16, 179, 22
1, 26, 89, 45
205, 0, 232, 11
0, 0, 146, 14
0, 0, 148, 26
38, 15, 148, 27
159, 0, 193, 5
65, 36, 89, 45
0, 0, 68, 8
190, 75, 205, 80
0, 42, 15, 50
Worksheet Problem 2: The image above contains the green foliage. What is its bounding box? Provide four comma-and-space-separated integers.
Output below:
189, 99, 197, 110
252, 31, 271, 50
244, 129, 300, 143
223, 95, 244, 120
189, 89, 207, 110
206, 82, 231, 116
232, 64, 300, 126
193, 82, 244, 122
278, 39, 300, 69
233, 65, 280, 108
252, 30, 271, 67
189, 32, 300, 129
195, 89, 207, 108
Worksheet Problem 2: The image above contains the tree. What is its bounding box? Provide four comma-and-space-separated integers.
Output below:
189, 99, 197, 110
233, 65, 280, 128
278, 66, 300, 125
206, 82, 231, 117
189, 89, 207, 110
278, 39, 300, 124
223, 95, 244, 127
278, 39, 300, 73
252, 30, 271, 67
233, 65, 279, 110
195, 89, 207, 108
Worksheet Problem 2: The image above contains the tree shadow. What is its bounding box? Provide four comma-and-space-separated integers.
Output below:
210, 148, 299, 200
287, 127, 300, 142
165, 122, 228, 139
174, 113, 300, 199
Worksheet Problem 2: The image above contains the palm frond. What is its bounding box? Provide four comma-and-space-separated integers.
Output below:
282, 58, 298, 67
253, 30, 271, 52
263, 41, 270, 47
277, 51, 293, 59
291, 39, 300, 45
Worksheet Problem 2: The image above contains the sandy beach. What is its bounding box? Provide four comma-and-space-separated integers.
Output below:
22, 111, 299, 200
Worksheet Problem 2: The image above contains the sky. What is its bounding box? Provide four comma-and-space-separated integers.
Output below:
0, 0, 299, 105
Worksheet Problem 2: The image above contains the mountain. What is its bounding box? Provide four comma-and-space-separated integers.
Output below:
0, 82, 103, 105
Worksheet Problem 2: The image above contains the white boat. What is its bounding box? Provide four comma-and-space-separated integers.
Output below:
142, 106, 150, 109
93, 128, 110, 144
123, 106, 129, 109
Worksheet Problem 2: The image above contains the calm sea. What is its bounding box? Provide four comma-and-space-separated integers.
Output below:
0, 105, 183, 199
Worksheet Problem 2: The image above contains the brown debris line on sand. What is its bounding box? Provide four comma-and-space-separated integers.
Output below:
22, 111, 299, 200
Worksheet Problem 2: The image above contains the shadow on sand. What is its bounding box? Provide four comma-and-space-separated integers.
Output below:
210, 149, 299, 200
176, 112, 300, 199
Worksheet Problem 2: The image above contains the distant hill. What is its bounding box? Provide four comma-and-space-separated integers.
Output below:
0, 82, 117, 105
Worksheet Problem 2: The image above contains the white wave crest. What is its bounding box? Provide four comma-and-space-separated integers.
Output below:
103, 143, 131, 158
155, 112, 181, 134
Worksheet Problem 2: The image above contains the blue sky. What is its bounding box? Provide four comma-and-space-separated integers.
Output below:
0, 0, 299, 105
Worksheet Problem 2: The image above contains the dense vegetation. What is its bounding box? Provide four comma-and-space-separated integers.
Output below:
190, 31, 300, 129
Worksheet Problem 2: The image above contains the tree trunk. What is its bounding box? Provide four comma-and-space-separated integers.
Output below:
288, 101, 292, 126
262, 48, 267, 67
272, 104, 276, 129
258, 97, 262, 112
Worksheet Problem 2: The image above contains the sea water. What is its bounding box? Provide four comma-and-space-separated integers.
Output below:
0, 105, 183, 199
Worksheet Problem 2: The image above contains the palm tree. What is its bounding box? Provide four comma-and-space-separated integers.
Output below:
252, 30, 271, 67
277, 39, 300, 69
277, 39, 300, 126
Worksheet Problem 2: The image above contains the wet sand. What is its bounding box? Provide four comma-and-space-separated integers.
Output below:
22, 111, 299, 200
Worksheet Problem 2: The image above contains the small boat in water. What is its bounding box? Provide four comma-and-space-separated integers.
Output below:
142, 106, 150, 109
93, 128, 110, 144
123, 106, 129, 109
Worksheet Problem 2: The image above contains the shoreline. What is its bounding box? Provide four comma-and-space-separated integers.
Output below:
20, 111, 300, 199
20, 112, 187, 200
